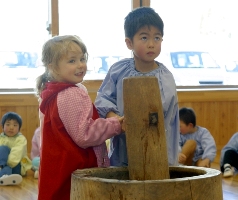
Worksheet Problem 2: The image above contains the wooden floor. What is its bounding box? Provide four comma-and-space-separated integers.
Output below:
211, 162, 238, 200
0, 162, 238, 200
0, 170, 38, 200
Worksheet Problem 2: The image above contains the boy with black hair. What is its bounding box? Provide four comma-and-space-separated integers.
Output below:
95, 7, 180, 166
0, 112, 32, 185
178, 107, 217, 167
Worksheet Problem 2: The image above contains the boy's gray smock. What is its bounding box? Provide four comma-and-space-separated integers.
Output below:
179, 126, 217, 163
94, 58, 180, 166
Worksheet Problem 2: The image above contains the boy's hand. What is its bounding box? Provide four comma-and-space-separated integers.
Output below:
178, 153, 187, 164
106, 111, 119, 118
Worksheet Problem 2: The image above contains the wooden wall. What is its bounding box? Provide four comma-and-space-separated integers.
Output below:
0, 81, 238, 157
178, 90, 238, 151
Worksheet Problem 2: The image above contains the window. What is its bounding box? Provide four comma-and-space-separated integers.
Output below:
1, 0, 237, 89
151, 0, 238, 86
58, 0, 131, 80
0, 0, 48, 89
166, 51, 225, 85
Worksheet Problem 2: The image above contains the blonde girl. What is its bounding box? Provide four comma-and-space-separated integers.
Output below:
36, 35, 123, 200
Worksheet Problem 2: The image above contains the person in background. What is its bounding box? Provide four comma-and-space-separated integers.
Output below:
31, 127, 40, 179
178, 107, 217, 167
220, 132, 238, 177
94, 7, 180, 167
35, 35, 124, 200
0, 112, 32, 185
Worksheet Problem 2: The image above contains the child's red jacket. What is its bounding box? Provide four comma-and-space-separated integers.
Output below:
38, 82, 98, 200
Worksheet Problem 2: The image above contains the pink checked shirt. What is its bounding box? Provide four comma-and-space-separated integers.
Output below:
56, 83, 121, 167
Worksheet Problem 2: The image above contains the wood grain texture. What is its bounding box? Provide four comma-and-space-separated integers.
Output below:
71, 166, 222, 200
123, 77, 169, 180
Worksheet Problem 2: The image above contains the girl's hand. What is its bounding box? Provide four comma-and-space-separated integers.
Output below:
106, 112, 125, 133
118, 116, 124, 123
118, 116, 126, 133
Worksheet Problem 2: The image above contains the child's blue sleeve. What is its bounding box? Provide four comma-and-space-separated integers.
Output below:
94, 68, 120, 118
201, 129, 217, 162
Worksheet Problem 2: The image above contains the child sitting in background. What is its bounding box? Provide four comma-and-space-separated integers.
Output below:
0, 112, 32, 185
31, 127, 40, 179
178, 107, 217, 167
220, 132, 238, 177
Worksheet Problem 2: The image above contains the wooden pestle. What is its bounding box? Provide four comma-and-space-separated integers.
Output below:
123, 76, 170, 180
